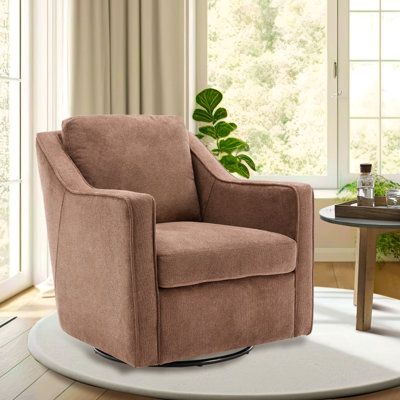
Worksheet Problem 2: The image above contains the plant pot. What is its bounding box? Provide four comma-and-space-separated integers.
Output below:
375, 196, 387, 206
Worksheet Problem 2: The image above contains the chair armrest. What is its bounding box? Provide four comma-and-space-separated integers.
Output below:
189, 134, 313, 238
189, 134, 314, 335
36, 132, 159, 367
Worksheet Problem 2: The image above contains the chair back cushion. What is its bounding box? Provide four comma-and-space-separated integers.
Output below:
62, 115, 200, 222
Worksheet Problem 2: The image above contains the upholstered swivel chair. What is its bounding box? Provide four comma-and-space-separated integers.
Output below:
37, 115, 314, 368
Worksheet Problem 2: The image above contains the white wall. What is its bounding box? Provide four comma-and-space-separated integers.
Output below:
314, 197, 357, 262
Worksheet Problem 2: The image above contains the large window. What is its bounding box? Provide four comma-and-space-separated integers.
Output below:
343, 0, 400, 179
201, 0, 400, 188
0, 0, 28, 301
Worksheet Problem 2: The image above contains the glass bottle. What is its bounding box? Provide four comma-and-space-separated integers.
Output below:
357, 163, 374, 207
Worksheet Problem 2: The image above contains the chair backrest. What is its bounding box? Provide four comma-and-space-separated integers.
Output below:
61, 115, 200, 223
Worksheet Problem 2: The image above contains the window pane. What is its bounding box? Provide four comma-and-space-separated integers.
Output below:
208, 0, 327, 176
350, 62, 379, 117
382, 13, 400, 60
350, 0, 379, 11
0, 79, 20, 181
382, 62, 400, 117
382, 119, 400, 174
350, 12, 379, 60
0, 183, 20, 283
350, 119, 379, 173
0, 0, 20, 78
382, 0, 400, 10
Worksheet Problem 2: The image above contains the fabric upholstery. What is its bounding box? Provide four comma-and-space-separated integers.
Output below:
159, 273, 295, 364
189, 134, 314, 336
156, 221, 297, 288
36, 131, 159, 367
37, 122, 314, 368
62, 115, 200, 223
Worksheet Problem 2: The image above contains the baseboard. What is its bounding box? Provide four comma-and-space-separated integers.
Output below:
315, 247, 356, 262
315, 247, 400, 262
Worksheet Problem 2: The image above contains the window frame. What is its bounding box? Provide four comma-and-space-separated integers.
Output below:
196, 0, 400, 189
195, 0, 339, 189
338, 0, 400, 187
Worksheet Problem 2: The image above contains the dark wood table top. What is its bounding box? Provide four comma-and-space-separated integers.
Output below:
319, 205, 400, 229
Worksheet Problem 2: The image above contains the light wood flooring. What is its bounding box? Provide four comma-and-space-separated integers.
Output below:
0, 262, 400, 400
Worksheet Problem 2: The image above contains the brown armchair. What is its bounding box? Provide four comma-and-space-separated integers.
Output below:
37, 115, 314, 368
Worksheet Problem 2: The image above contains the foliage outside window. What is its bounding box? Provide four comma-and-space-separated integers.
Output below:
208, 0, 328, 177
207, 0, 400, 184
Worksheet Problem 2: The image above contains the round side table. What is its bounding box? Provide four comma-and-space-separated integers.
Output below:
319, 205, 400, 331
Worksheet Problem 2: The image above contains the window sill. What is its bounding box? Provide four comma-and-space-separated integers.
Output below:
314, 189, 339, 199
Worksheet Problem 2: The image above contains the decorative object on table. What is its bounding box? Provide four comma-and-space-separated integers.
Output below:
374, 196, 387, 206
386, 189, 400, 208
334, 200, 400, 221
339, 173, 400, 202
192, 87, 256, 179
357, 163, 374, 206
338, 174, 400, 261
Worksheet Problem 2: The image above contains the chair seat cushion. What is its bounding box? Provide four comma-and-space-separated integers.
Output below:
156, 222, 297, 288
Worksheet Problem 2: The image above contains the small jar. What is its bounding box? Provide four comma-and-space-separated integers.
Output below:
357, 163, 374, 206
386, 189, 400, 208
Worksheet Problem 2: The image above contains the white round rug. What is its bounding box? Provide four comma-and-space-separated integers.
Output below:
28, 288, 400, 399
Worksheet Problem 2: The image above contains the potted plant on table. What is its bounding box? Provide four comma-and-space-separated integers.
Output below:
339, 175, 400, 261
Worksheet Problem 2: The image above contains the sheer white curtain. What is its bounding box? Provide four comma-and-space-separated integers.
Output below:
32, 0, 70, 296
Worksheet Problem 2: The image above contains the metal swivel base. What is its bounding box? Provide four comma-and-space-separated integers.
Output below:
94, 346, 254, 367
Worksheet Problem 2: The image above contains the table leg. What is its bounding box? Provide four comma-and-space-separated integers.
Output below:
353, 229, 360, 306
356, 228, 377, 331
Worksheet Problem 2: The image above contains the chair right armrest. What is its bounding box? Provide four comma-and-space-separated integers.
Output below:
189, 133, 314, 337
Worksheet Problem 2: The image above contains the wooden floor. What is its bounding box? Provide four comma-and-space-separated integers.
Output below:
1, 262, 400, 400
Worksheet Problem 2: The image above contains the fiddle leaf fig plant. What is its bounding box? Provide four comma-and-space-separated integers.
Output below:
192, 88, 256, 179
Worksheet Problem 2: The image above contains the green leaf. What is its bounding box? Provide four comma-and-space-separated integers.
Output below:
337, 181, 357, 195
213, 107, 227, 123
237, 154, 256, 171
212, 148, 219, 155
220, 154, 238, 171
192, 108, 213, 123
220, 155, 250, 178
215, 121, 237, 138
195, 88, 223, 114
195, 133, 204, 139
237, 142, 250, 152
234, 162, 250, 178
218, 137, 248, 153
199, 125, 217, 139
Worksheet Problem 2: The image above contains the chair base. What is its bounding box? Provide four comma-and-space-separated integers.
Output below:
94, 346, 254, 368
